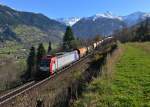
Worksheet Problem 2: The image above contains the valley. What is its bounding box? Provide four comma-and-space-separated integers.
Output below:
0, 2, 149, 107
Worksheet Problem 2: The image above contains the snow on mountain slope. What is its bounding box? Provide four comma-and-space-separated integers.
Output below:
123, 12, 150, 26
56, 11, 150, 27
57, 17, 81, 26
72, 12, 126, 38
72, 11, 150, 38
84, 11, 122, 21
81, 11, 150, 26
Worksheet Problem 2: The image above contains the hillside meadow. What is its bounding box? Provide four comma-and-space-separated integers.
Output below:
0, 42, 58, 92
73, 42, 150, 107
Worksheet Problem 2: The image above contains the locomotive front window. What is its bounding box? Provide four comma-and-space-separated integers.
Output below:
40, 59, 50, 67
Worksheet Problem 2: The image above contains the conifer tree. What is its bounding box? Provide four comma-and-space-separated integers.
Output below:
144, 18, 149, 34
27, 46, 36, 78
136, 18, 150, 41
144, 18, 150, 41
48, 41, 52, 54
136, 24, 145, 41
37, 43, 46, 66
63, 26, 75, 51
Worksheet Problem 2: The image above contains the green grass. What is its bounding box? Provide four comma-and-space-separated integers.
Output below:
73, 42, 150, 107
0, 41, 22, 52
43, 42, 59, 50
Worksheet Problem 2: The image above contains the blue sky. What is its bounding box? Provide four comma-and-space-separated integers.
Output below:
0, 0, 150, 18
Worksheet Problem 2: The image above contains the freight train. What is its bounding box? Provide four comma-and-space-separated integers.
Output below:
39, 37, 114, 76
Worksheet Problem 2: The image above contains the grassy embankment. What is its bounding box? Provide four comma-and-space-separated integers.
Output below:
73, 42, 150, 107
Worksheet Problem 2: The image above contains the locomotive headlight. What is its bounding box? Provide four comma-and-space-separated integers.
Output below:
40, 67, 49, 71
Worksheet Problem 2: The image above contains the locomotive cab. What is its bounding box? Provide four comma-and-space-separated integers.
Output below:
40, 59, 50, 72
39, 55, 54, 76
39, 55, 58, 76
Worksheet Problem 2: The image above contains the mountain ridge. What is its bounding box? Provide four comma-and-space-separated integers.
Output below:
0, 4, 150, 42
72, 17, 126, 38
71, 11, 150, 38
56, 17, 81, 26
0, 4, 66, 45
57, 11, 150, 26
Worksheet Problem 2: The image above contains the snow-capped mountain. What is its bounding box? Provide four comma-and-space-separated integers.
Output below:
72, 11, 150, 38
55, 11, 150, 38
122, 12, 150, 26
85, 11, 122, 21
84, 11, 150, 24
56, 11, 150, 27
72, 12, 126, 38
57, 17, 81, 26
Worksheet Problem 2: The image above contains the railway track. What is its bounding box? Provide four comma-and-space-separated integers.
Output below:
0, 53, 91, 106
0, 81, 35, 104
